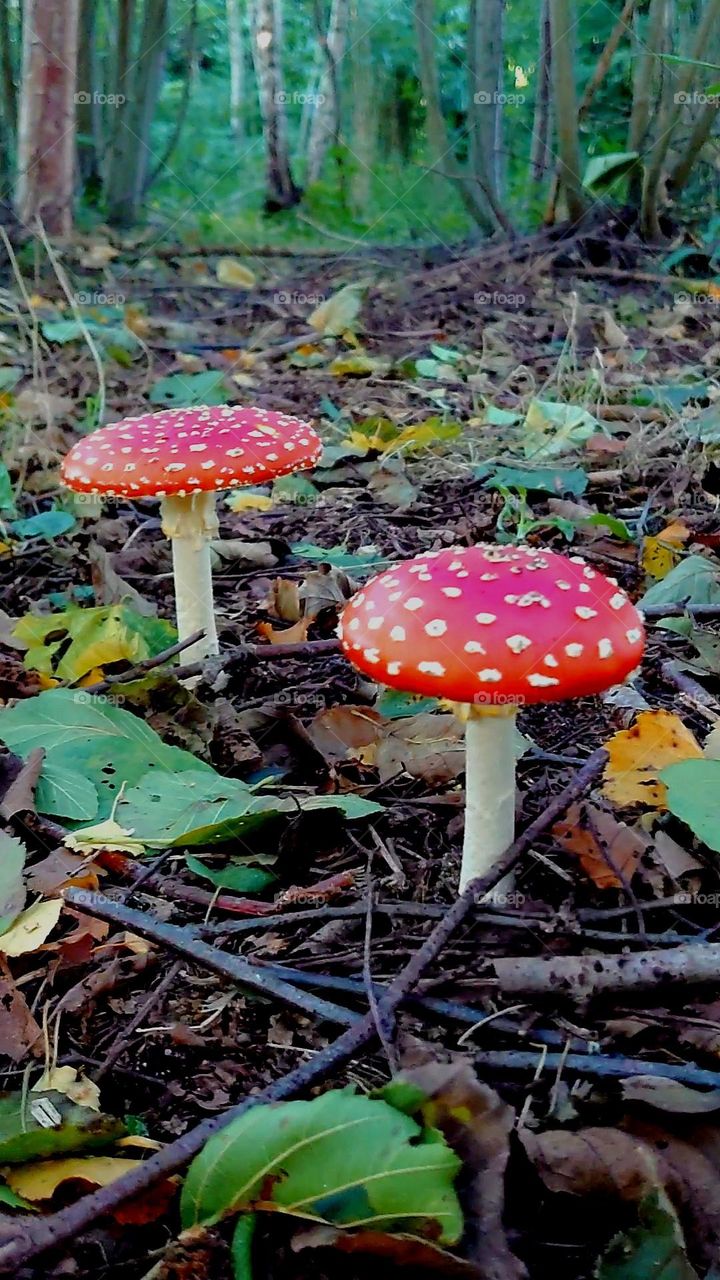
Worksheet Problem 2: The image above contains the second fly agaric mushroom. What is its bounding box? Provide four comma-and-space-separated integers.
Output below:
61, 405, 322, 664
338, 544, 645, 891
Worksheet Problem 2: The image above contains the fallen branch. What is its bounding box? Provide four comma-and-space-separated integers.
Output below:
80, 630, 206, 695
491, 942, 720, 999
0, 747, 607, 1273
63, 891, 358, 1027
473, 1050, 720, 1089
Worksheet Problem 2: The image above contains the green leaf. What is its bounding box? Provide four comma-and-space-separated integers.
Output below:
149, 371, 229, 407
680, 404, 720, 444
375, 689, 440, 719
290, 543, 390, 573
118, 770, 382, 847
36, 762, 100, 822
484, 465, 588, 497
0, 1181, 35, 1211
185, 855, 277, 894
583, 151, 639, 193
660, 760, 720, 852
231, 1214, 257, 1280
181, 1090, 463, 1244
11, 510, 76, 540
581, 512, 634, 542
272, 473, 319, 506
639, 556, 720, 609
523, 400, 601, 459
14, 604, 176, 682
0, 688, 213, 823
596, 1190, 698, 1280
634, 384, 709, 411
0, 834, 26, 936
0, 464, 16, 516
0, 1091, 125, 1164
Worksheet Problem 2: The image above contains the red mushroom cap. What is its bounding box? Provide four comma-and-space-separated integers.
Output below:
61, 405, 322, 498
339, 544, 645, 706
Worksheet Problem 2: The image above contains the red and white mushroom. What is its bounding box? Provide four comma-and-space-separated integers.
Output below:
61, 405, 322, 663
339, 544, 645, 891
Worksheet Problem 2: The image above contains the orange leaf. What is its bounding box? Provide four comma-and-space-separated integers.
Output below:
256, 618, 310, 645
553, 801, 649, 889
602, 710, 703, 809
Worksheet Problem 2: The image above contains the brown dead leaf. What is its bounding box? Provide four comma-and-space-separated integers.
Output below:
6, 1155, 139, 1201
602, 710, 703, 808
299, 1226, 480, 1274
256, 618, 310, 645
0, 747, 44, 819
25, 849, 102, 897
299, 566, 354, 618
268, 577, 301, 622
370, 714, 465, 784
553, 801, 649, 889
0, 966, 42, 1060
306, 705, 384, 764
400, 1059, 525, 1279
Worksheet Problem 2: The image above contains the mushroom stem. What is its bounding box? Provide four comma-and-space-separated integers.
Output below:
461, 707, 517, 893
160, 492, 220, 664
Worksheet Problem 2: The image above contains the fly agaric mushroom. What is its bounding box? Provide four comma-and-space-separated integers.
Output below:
61, 405, 322, 664
338, 545, 645, 892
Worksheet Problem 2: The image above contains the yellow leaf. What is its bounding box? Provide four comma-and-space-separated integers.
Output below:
117, 1134, 163, 1151
66, 818, 146, 857
32, 1067, 100, 1112
216, 258, 256, 288
79, 243, 119, 269
6, 1156, 139, 1202
309, 283, 364, 336
226, 490, 274, 512
0, 900, 63, 956
602, 710, 703, 808
642, 536, 681, 580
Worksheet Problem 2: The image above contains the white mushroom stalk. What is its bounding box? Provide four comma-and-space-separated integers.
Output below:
160, 492, 219, 664
460, 705, 517, 893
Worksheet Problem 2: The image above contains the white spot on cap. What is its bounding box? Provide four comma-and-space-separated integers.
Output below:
404, 598, 424, 611
475, 613, 496, 625
367, 615, 384, 630
387, 661, 402, 676
626, 628, 643, 644
556, 581, 572, 591
363, 648, 380, 663
544, 654, 559, 668
390, 626, 406, 642
418, 661, 446, 676
347, 618, 360, 632
506, 635, 531, 654
465, 641, 486, 654
609, 593, 627, 610
576, 607, 598, 620
442, 587, 462, 597
478, 669, 502, 682
527, 674, 559, 687
598, 639, 614, 658
565, 643, 583, 657
425, 619, 447, 637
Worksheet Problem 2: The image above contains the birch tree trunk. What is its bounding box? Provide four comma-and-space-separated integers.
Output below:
306, 0, 350, 185
548, 0, 588, 223
16, 0, 81, 235
227, 0, 245, 143
250, 0, 301, 210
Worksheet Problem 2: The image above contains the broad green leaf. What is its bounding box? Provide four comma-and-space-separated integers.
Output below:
581, 512, 633, 542
484, 465, 588, 496
309, 283, 365, 336
0, 1091, 125, 1164
36, 762, 100, 822
118, 770, 382, 847
597, 1190, 698, 1280
0, 1182, 34, 1211
149, 371, 229, 407
680, 404, 720, 444
483, 406, 521, 427
272, 473, 319, 506
634, 384, 709, 411
0, 688, 213, 822
231, 1214, 257, 1280
185, 855, 277, 894
375, 689, 440, 719
0, 367, 22, 391
640, 556, 720, 609
181, 1090, 463, 1244
414, 359, 462, 382
291, 543, 390, 572
523, 400, 601, 459
660, 760, 720, 852
583, 151, 639, 193
0, 833, 27, 936
11, 510, 76, 541
14, 604, 177, 682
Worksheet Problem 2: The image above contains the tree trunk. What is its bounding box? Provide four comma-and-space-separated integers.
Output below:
250, 0, 301, 210
627, 0, 667, 204
16, 0, 81, 235
306, 0, 350, 185
641, 0, 720, 238
76, 0, 102, 194
414, 0, 501, 233
548, 0, 588, 223
104, 0, 136, 222
0, 0, 18, 159
530, 0, 552, 182
227, 0, 245, 143
349, 7, 374, 212
107, 0, 170, 227
468, 0, 505, 199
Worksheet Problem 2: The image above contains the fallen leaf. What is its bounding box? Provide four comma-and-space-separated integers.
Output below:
66, 817, 147, 857
6, 1155, 139, 1202
602, 711, 703, 808
216, 258, 256, 288
0, 899, 63, 956
256, 618, 310, 645
0, 970, 42, 1060
309, 283, 365, 336
32, 1067, 101, 1113
553, 802, 649, 889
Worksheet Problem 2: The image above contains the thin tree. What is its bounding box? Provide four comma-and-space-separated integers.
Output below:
16, 0, 81, 235
250, 0, 301, 210
548, 0, 588, 223
530, 0, 552, 183
468, 0, 505, 200
627, 0, 667, 205
306, 0, 350, 185
227, 0, 245, 143
106, 0, 171, 227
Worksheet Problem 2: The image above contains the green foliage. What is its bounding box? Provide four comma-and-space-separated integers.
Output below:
181, 1089, 463, 1243
14, 604, 177, 683
661, 760, 720, 853
0, 1091, 125, 1164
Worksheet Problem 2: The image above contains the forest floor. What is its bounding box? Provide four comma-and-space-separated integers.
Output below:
1, 221, 720, 1279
